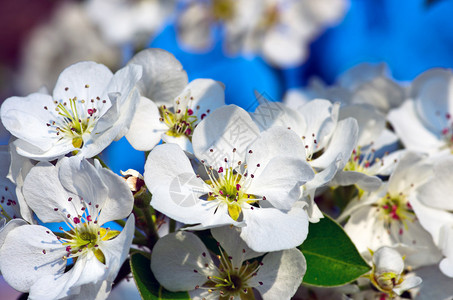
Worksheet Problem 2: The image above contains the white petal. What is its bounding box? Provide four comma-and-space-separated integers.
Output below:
254, 249, 306, 300
311, 117, 358, 170
416, 157, 453, 210
0, 218, 28, 250
127, 48, 188, 104
144, 144, 210, 224
251, 97, 305, 133
126, 96, 168, 151
339, 104, 386, 147
183, 79, 225, 120
240, 205, 309, 252
388, 100, 443, 153
245, 126, 307, 175
13, 137, 73, 162
393, 275, 422, 295
94, 160, 134, 224
247, 156, 314, 210
53, 61, 113, 104
103, 63, 143, 140
192, 105, 260, 167
410, 197, 453, 245
22, 161, 74, 223
211, 226, 262, 268
0, 225, 66, 293
162, 134, 193, 154
151, 231, 213, 291
331, 170, 382, 191
262, 29, 307, 68
297, 99, 339, 151
1, 93, 59, 152
411, 68, 453, 133
387, 151, 432, 194
373, 246, 404, 274
58, 157, 109, 218
101, 215, 135, 282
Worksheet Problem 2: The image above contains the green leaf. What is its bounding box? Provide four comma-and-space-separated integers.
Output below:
299, 214, 371, 286
130, 252, 190, 300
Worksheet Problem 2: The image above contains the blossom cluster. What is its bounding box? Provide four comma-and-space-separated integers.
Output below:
1, 48, 453, 300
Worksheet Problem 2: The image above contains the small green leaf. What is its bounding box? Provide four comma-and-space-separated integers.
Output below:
130, 252, 190, 300
299, 214, 371, 286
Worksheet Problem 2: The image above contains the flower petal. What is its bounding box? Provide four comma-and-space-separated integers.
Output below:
127, 48, 188, 105
211, 226, 262, 268
94, 160, 134, 224
192, 105, 260, 167
126, 96, 168, 151
53, 61, 113, 103
22, 161, 74, 223
0, 225, 66, 293
253, 249, 306, 300
151, 231, 213, 291
183, 79, 225, 120
311, 117, 358, 170
240, 203, 309, 252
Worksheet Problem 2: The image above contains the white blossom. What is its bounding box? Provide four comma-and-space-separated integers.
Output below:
151, 226, 306, 299
2, 61, 142, 161
0, 157, 135, 299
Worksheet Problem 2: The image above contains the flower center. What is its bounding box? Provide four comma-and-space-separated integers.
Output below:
196, 245, 262, 299
41, 197, 119, 264
159, 104, 197, 138
45, 87, 108, 149
202, 149, 262, 221
377, 193, 415, 228
62, 223, 119, 264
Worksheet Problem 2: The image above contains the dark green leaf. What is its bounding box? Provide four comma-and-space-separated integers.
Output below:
130, 252, 190, 300
299, 214, 371, 286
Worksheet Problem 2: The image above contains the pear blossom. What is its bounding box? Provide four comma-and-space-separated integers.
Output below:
251, 97, 358, 221
0, 156, 135, 299
388, 68, 453, 156
145, 105, 315, 252
151, 226, 306, 299
369, 247, 422, 297
125, 49, 225, 153
340, 152, 442, 268
2, 61, 142, 161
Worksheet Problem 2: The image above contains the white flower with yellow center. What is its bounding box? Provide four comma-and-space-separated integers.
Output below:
0, 156, 135, 299
125, 49, 225, 153
145, 105, 314, 252
341, 152, 442, 269
151, 226, 306, 300
1, 61, 142, 161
